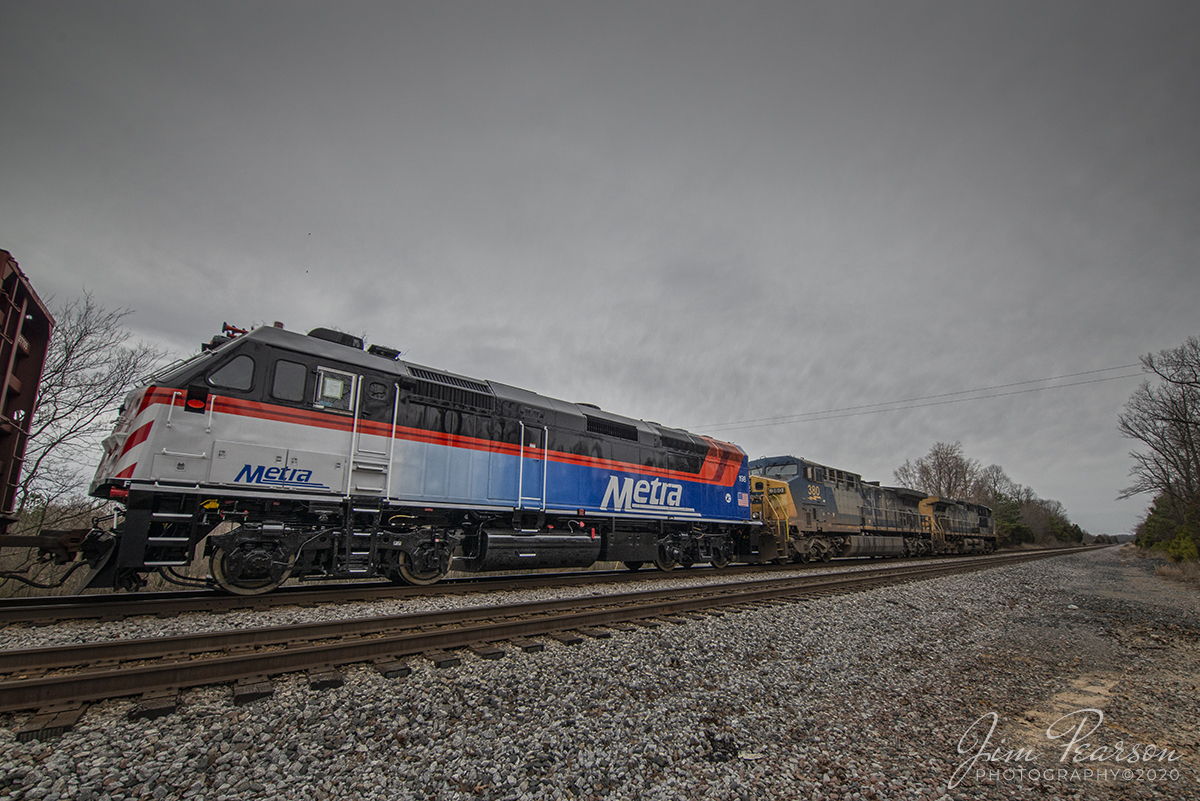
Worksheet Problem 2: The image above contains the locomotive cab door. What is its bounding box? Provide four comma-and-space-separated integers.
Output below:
346, 375, 400, 498
517, 422, 547, 510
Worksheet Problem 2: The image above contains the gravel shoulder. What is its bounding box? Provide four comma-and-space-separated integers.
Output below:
0, 546, 1196, 801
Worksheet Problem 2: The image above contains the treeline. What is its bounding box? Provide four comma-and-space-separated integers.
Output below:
894, 441, 1087, 547
1120, 337, 1200, 562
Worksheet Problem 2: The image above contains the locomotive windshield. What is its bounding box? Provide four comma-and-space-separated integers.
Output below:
752, 462, 799, 480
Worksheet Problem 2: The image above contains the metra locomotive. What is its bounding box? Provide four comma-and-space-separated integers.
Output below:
83, 324, 996, 594
86, 325, 750, 593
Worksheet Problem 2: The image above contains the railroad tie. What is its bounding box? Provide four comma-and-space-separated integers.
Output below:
424, 649, 462, 669
510, 638, 544, 653
128, 689, 180, 721
307, 668, 344, 691
373, 657, 412, 679
232, 676, 274, 706
15, 702, 86, 742
546, 632, 584, 646
578, 628, 611, 639
468, 644, 506, 661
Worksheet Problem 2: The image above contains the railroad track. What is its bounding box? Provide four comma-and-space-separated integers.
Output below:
0, 547, 1094, 626
0, 548, 1082, 738
0, 563, 790, 625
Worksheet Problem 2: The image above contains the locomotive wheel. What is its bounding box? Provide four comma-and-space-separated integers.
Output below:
622, 561, 644, 571
394, 555, 448, 586
653, 541, 678, 571
710, 550, 729, 569
820, 550, 832, 563
210, 542, 293, 596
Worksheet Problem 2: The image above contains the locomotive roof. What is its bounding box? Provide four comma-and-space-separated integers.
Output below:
748, 454, 862, 481
173, 325, 734, 450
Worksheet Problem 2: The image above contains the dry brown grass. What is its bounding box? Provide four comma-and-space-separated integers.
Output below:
1153, 559, 1200, 585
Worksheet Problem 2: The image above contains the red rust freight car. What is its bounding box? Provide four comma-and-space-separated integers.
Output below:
0, 250, 54, 534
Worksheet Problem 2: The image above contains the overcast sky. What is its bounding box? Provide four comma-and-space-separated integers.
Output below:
2, 1, 1197, 536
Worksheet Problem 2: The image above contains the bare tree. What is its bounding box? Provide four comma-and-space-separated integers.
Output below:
892, 441, 981, 499
972, 463, 1017, 506
1118, 336, 1200, 525
896, 445, 1085, 545
13, 293, 163, 534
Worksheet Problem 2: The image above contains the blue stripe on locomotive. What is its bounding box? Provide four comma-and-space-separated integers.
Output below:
391, 438, 750, 523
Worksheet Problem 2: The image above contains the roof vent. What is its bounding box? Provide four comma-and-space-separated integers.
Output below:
308, 328, 364, 349
367, 344, 402, 360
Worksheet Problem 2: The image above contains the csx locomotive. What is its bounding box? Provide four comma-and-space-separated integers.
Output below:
747, 456, 995, 562
84, 324, 994, 594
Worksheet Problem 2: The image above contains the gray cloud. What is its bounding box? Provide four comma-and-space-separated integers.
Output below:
2, 0, 1197, 535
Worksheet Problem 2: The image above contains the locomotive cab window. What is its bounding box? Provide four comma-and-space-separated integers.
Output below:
314, 367, 356, 412
207, 354, 255, 391
777, 463, 798, 479
272, 360, 309, 403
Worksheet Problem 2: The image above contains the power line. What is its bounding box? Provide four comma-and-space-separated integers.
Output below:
693, 364, 1144, 434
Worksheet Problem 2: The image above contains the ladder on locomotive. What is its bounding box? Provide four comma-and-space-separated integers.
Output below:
345, 378, 401, 573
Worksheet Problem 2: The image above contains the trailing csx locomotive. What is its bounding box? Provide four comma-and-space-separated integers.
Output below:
747, 456, 996, 562
85, 324, 995, 594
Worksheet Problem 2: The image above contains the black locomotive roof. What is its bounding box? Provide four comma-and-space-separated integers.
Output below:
163, 324, 735, 450
748, 455, 804, 467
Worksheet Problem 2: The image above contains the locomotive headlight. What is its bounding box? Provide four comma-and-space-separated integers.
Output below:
184, 384, 210, 412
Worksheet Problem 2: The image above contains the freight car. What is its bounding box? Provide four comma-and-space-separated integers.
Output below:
85, 324, 752, 593
0, 251, 54, 535
748, 455, 996, 560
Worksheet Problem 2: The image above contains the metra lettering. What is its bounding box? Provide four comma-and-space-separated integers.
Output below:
601, 475, 683, 511
234, 464, 315, 485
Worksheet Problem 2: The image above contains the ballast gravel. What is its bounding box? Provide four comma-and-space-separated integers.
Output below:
0, 546, 1196, 801
0, 559, 937, 650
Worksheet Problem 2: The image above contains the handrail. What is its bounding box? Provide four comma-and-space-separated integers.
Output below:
343, 376, 362, 497
165, 391, 182, 427
385, 385, 399, 498
204, 392, 215, 434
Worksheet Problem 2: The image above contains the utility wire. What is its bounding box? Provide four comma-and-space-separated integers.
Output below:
693, 364, 1144, 434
